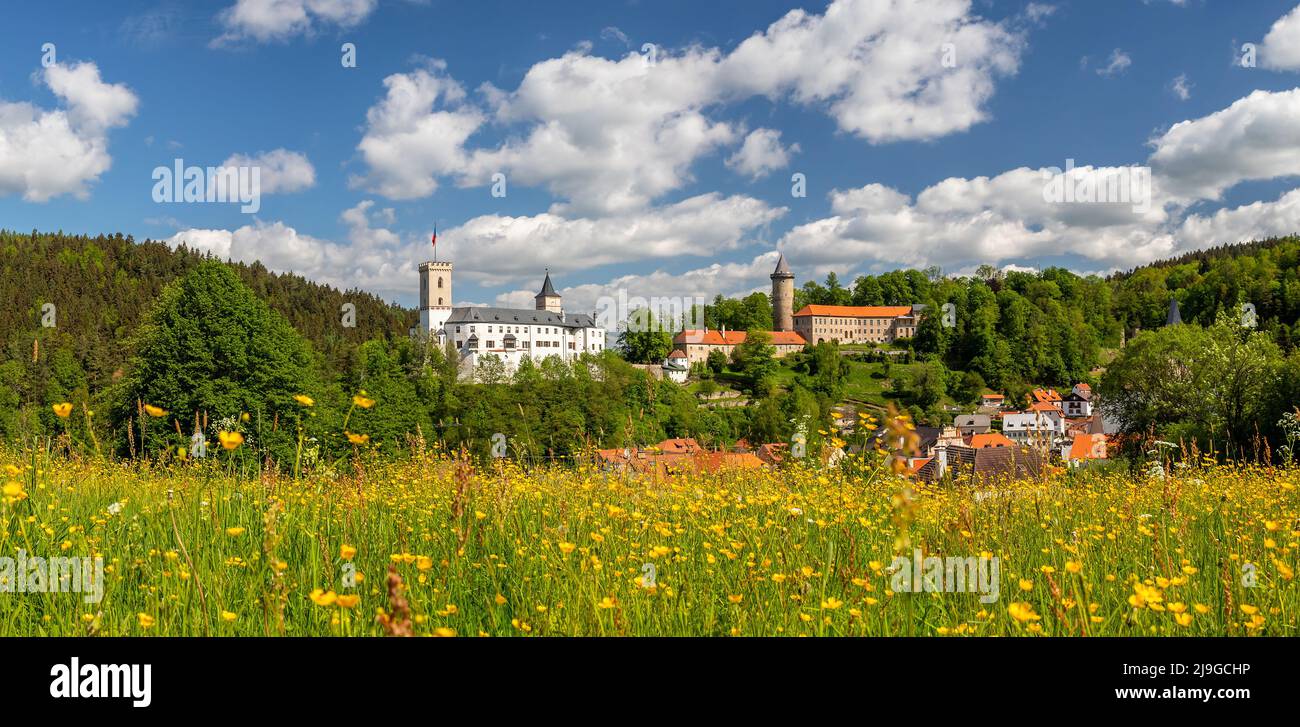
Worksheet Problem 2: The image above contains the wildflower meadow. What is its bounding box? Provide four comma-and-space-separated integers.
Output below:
2, 402, 1295, 637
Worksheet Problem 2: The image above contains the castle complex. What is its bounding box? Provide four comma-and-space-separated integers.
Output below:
420, 252, 921, 376
672, 255, 925, 363
415, 261, 606, 375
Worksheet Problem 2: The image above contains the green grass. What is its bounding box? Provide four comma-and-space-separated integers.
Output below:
1, 446, 1294, 636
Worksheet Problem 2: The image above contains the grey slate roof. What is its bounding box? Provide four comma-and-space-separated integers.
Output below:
954, 414, 991, 431
536, 272, 558, 298
446, 306, 596, 329
772, 254, 793, 277
1167, 298, 1182, 325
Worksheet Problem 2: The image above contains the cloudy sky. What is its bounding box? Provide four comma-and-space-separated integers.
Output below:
3, 0, 1300, 315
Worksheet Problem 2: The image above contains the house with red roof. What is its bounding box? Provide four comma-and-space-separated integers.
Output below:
672, 327, 806, 365
1062, 383, 1094, 417
979, 392, 1006, 409
968, 432, 1015, 449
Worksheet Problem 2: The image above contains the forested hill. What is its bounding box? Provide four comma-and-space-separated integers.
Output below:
1105, 235, 1300, 335
0, 229, 413, 393
4, 229, 1299, 406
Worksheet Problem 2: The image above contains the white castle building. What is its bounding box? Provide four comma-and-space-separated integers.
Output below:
415, 260, 606, 375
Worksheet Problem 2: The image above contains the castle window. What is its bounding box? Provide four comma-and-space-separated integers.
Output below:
437, 278, 443, 288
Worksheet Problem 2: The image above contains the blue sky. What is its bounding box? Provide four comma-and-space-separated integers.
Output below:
3, 0, 1300, 315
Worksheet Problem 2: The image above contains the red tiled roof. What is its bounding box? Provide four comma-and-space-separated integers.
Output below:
673, 329, 806, 346
1068, 433, 1107, 460
655, 438, 701, 454
982, 393, 1004, 399
767, 331, 807, 346
792, 304, 913, 318
1031, 388, 1062, 403
969, 432, 1015, 449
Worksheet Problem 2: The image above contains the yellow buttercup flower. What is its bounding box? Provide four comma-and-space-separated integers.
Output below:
345, 431, 370, 445
226, 527, 245, 536
336, 594, 360, 609
52, 402, 73, 418
217, 431, 244, 450
137, 613, 156, 628
1007, 602, 1040, 623
221, 611, 237, 622
1274, 560, 1295, 581
352, 394, 375, 409
294, 394, 314, 407
143, 404, 167, 418
310, 589, 338, 607
340, 544, 357, 560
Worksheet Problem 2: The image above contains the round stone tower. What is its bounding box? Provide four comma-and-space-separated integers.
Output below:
771, 253, 794, 332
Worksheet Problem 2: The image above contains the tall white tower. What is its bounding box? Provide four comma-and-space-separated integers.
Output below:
419, 261, 453, 335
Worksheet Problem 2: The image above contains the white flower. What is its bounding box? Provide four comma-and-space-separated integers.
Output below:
107, 502, 123, 515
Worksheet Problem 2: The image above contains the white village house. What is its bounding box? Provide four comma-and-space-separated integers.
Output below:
662, 350, 690, 383
1061, 383, 1094, 417
1001, 403, 1067, 445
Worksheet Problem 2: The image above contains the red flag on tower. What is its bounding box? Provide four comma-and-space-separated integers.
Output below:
431, 223, 437, 261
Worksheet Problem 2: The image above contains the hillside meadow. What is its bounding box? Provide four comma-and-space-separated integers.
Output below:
1, 434, 1295, 637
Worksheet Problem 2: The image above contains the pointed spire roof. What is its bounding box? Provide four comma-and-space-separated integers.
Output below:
1166, 297, 1182, 326
772, 253, 792, 277
536, 270, 558, 299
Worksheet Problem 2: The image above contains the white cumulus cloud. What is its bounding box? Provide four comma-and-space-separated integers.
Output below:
222, 149, 316, 194
726, 128, 800, 180
213, 0, 377, 46
0, 61, 138, 202
1149, 87, 1300, 202
1260, 4, 1300, 71
354, 0, 1025, 214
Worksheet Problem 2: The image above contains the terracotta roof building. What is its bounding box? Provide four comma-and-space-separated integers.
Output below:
792, 304, 922, 345
671, 328, 806, 365
968, 432, 1015, 449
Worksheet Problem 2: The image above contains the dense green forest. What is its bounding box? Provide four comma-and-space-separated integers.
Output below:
1, 230, 1297, 464
783, 236, 1300, 395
